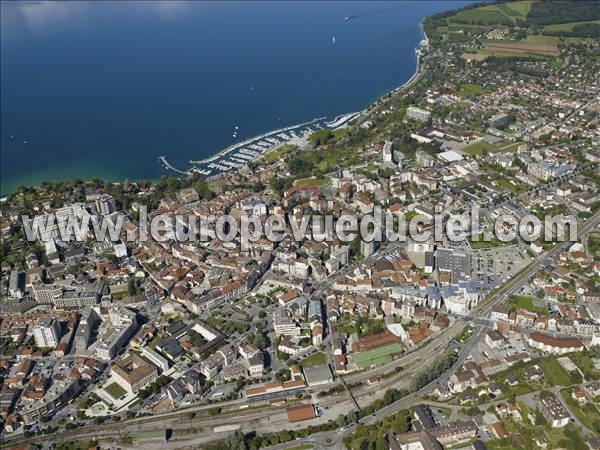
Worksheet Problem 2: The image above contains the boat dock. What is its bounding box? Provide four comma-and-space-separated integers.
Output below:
159, 111, 360, 178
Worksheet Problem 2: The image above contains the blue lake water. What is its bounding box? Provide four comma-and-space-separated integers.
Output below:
1, 1, 469, 194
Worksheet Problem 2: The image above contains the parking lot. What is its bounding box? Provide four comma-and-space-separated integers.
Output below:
471, 245, 531, 292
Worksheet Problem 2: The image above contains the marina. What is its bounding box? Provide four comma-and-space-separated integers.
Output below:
155, 13, 426, 181
160, 112, 359, 178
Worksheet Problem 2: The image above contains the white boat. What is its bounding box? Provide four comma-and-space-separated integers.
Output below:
332, 36, 336, 44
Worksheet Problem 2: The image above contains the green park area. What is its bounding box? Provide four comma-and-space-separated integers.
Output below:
299, 351, 327, 368
105, 382, 127, 400
296, 177, 331, 187
460, 139, 520, 156
262, 143, 295, 164
507, 295, 547, 315
467, 234, 517, 249
285, 444, 314, 450
458, 83, 487, 99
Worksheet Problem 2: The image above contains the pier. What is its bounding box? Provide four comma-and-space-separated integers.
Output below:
160, 107, 363, 179
158, 156, 192, 175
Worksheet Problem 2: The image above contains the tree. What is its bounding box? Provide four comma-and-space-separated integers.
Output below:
275, 368, 291, 382
253, 333, 268, 350
226, 430, 247, 450
569, 370, 583, 384
208, 407, 221, 416
193, 179, 214, 201
127, 278, 137, 296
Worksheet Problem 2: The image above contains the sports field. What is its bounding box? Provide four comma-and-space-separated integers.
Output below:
353, 343, 403, 368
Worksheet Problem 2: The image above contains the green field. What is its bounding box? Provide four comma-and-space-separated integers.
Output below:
448, 24, 491, 34
449, 1, 532, 26
448, 32, 475, 43
538, 357, 571, 386
470, 48, 550, 60
564, 37, 585, 45
468, 235, 511, 249
105, 382, 127, 399
507, 295, 547, 315
543, 19, 600, 32
262, 143, 295, 164
451, 6, 514, 26
285, 444, 315, 450
353, 343, 403, 368
296, 177, 331, 187
501, 142, 524, 152
497, 178, 524, 193
500, 1, 533, 18
569, 352, 600, 380
526, 34, 561, 45
299, 351, 327, 368
461, 141, 500, 155
458, 83, 487, 98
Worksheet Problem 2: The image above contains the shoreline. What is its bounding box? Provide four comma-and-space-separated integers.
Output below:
2, 18, 429, 196
160, 20, 428, 180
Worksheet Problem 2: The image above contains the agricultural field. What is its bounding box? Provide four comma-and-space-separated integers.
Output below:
449, 2, 531, 26
448, 24, 491, 34
466, 48, 550, 60
498, 1, 533, 19
448, 31, 474, 43
525, 34, 561, 45
450, 5, 515, 26
543, 19, 600, 33
352, 343, 403, 368
483, 41, 560, 57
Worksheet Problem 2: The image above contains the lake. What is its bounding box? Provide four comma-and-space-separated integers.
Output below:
1, 1, 469, 194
